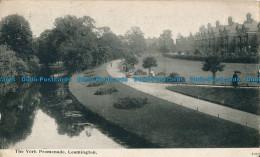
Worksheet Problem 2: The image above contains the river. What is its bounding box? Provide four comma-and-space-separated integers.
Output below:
0, 81, 137, 149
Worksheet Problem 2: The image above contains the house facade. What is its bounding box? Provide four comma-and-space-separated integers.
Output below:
176, 13, 260, 58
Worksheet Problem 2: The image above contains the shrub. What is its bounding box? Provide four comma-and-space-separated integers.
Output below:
163, 53, 206, 61
94, 87, 118, 95
168, 72, 179, 78
87, 81, 104, 87
166, 72, 185, 83
134, 69, 147, 75
114, 97, 149, 109
157, 72, 165, 76
222, 56, 259, 63
162, 53, 258, 64
194, 49, 202, 55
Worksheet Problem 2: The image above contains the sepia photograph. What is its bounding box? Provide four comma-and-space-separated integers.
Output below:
0, 0, 259, 157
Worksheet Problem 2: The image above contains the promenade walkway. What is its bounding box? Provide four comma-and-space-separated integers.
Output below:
107, 60, 259, 130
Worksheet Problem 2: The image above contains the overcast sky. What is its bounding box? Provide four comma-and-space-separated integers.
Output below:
0, 1, 259, 40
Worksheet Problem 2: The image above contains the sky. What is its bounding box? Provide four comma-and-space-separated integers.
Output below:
0, 1, 259, 40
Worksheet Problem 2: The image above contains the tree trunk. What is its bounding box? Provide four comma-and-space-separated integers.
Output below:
125, 64, 128, 72
149, 67, 151, 78
96, 58, 99, 67
212, 72, 216, 85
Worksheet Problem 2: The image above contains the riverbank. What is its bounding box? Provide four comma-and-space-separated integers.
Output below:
69, 62, 259, 148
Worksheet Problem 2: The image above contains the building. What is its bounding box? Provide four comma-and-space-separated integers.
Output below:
176, 13, 260, 58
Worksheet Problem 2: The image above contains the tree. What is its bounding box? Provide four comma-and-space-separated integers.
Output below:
125, 27, 147, 54
194, 49, 202, 55
125, 55, 139, 67
0, 45, 28, 94
248, 35, 259, 56
93, 41, 109, 67
0, 14, 33, 55
53, 15, 95, 44
202, 56, 225, 85
142, 56, 158, 75
52, 15, 97, 54
41, 15, 97, 73
159, 30, 174, 53
228, 39, 236, 56
37, 30, 60, 67
59, 37, 93, 73
94, 26, 125, 66
146, 37, 160, 53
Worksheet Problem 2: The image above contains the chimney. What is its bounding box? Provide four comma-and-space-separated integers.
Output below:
207, 23, 211, 29
246, 13, 252, 22
228, 16, 233, 26
216, 21, 220, 27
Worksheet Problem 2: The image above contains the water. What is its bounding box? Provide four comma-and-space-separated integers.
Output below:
9, 110, 121, 149
0, 82, 126, 149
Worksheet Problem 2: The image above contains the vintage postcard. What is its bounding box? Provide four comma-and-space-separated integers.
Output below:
0, 0, 259, 157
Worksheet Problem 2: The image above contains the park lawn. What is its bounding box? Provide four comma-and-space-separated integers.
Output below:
134, 54, 259, 86
167, 86, 259, 115
69, 63, 259, 148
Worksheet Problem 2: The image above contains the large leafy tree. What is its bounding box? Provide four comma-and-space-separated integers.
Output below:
125, 27, 147, 54
37, 30, 60, 67
53, 15, 96, 44
142, 56, 157, 75
94, 27, 124, 66
59, 38, 93, 73
40, 15, 97, 72
159, 30, 174, 53
125, 55, 139, 67
0, 45, 28, 94
202, 56, 225, 85
0, 14, 33, 55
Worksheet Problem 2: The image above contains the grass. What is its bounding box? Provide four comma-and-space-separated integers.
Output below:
133, 54, 259, 87
94, 87, 118, 95
114, 97, 149, 109
87, 81, 104, 87
167, 86, 260, 115
69, 63, 259, 148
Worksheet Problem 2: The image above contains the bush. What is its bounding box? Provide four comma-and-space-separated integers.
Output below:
166, 72, 185, 83
163, 53, 206, 61
222, 56, 259, 64
87, 81, 104, 87
94, 87, 118, 95
134, 69, 147, 75
157, 72, 165, 76
163, 53, 259, 64
114, 97, 149, 109
194, 49, 202, 55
